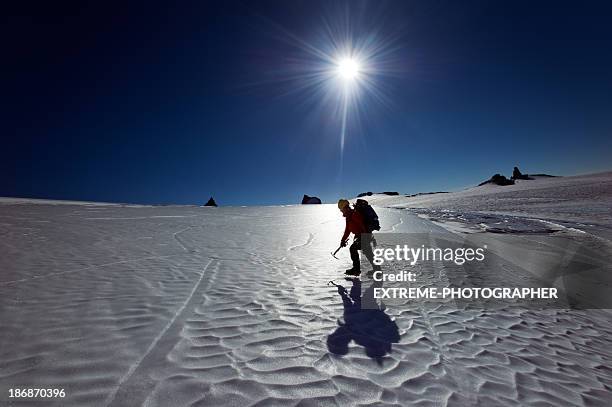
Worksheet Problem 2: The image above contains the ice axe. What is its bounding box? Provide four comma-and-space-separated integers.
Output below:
330, 245, 342, 259
327, 280, 347, 295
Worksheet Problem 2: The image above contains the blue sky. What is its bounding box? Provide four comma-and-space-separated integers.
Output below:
2, 1, 611, 205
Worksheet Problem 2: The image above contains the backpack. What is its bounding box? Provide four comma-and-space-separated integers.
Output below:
354, 199, 380, 232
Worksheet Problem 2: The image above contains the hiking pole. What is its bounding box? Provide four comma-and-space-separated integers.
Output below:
330, 245, 342, 259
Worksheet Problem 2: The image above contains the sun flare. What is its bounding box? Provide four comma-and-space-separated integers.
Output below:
263, 11, 403, 169
337, 58, 360, 81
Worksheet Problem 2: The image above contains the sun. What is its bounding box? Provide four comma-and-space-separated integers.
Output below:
337, 58, 360, 81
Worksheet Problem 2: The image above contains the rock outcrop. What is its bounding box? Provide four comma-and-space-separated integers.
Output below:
406, 191, 448, 198
357, 191, 398, 197
301, 195, 322, 204
511, 166, 531, 180
478, 174, 515, 186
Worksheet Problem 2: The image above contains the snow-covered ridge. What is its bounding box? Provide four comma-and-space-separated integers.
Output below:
0, 197, 133, 206
359, 171, 612, 239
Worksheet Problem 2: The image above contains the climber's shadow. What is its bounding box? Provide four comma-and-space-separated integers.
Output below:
327, 278, 400, 363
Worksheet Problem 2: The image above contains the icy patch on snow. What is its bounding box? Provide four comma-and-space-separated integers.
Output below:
409, 209, 576, 235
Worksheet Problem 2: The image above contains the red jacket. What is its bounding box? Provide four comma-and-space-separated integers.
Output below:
342, 210, 367, 242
